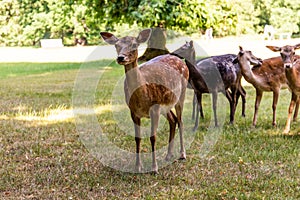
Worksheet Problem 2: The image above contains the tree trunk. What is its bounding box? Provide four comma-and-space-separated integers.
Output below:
138, 27, 169, 62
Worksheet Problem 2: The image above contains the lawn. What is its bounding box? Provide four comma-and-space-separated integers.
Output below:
0, 60, 299, 199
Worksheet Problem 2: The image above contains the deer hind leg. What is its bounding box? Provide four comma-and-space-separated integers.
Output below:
212, 91, 219, 127
253, 89, 263, 127
293, 98, 300, 121
165, 110, 178, 161
175, 102, 186, 160
284, 92, 298, 134
149, 104, 160, 174
131, 112, 142, 172
272, 90, 280, 127
226, 88, 237, 124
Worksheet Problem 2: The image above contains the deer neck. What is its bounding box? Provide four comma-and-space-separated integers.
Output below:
239, 59, 260, 85
123, 61, 146, 94
285, 66, 300, 88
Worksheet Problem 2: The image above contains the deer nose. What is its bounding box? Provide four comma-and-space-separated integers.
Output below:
117, 56, 125, 62
284, 63, 292, 68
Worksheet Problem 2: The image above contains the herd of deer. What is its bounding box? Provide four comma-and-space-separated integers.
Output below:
100, 29, 300, 173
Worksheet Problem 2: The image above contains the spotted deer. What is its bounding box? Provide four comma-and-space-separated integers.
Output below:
266, 44, 300, 134
100, 29, 189, 173
235, 46, 299, 127
172, 41, 246, 129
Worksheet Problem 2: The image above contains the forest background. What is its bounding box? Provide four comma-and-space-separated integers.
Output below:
0, 0, 299, 46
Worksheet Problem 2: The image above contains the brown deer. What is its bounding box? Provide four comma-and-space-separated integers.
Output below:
100, 29, 189, 173
172, 41, 246, 129
266, 44, 300, 134
235, 46, 299, 127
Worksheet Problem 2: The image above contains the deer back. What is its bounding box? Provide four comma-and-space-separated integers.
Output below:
252, 56, 287, 87
194, 54, 239, 92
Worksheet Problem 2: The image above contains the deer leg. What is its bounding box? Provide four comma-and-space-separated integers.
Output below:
131, 113, 142, 172
253, 89, 263, 127
284, 92, 298, 134
175, 103, 186, 160
165, 110, 178, 161
193, 92, 202, 131
240, 86, 246, 117
293, 98, 300, 121
149, 105, 160, 174
192, 93, 196, 120
212, 91, 218, 127
231, 90, 238, 124
272, 90, 279, 127
226, 89, 237, 124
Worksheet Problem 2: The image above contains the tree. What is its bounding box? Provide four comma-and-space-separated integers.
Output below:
1, 0, 300, 47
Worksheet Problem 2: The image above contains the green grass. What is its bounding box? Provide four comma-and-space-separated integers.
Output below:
0, 61, 299, 199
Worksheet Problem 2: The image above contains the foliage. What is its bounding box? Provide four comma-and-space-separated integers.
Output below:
0, 0, 300, 46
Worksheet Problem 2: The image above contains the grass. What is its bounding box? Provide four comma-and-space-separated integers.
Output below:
0, 60, 299, 199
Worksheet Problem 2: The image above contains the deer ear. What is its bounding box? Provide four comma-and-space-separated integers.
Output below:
189, 40, 194, 46
100, 32, 119, 45
294, 43, 300, 50
266, 45, 281, 52
238, 46, 244, 55
136, 29, 152, 44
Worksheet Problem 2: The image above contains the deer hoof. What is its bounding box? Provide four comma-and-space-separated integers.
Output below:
135, 164, 143, 173
193, 126, 198, 132
165, 154, 174, 162
151, 170, 159, 175
151, 165, 158, 175
179, 152, 186, 160
283, 129, 290, 135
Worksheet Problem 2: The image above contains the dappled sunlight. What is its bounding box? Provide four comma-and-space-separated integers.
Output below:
3, 104, 124, 126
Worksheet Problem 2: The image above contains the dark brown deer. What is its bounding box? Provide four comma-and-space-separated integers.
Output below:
100, 29, 189, 173
236, 46, 299, 127
266, 44, 300, 134
172, 41, 246, 129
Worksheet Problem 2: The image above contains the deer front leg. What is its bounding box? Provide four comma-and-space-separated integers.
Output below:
253, 89, 263, 127
193, 92, 204, 131
272, 90, 280, 127
198, 93, 204, 119
150, 105, 160, 174
192, 93, 196, 120
131, 113, 142, 172
284, 93, 298, 134
293, 98, 300, 121
240, 86, 246, 117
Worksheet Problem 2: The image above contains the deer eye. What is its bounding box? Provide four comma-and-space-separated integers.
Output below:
131, 43, 138, 49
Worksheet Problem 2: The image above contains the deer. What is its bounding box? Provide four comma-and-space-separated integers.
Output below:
171, 41, 246, 129
100, 29, 189, 174
266, 44, 300, 134
234, 46, 300, 127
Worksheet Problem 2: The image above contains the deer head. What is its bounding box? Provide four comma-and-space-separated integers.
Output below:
266, 44, 300, 68
100, 29, 151, 65
171, 41, 196, 65
234, 46, 263, 66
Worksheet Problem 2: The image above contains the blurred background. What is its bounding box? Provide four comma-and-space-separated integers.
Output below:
0, 0, 299, 47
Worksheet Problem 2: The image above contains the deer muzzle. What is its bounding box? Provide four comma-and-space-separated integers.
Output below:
284, 63, 292, 69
